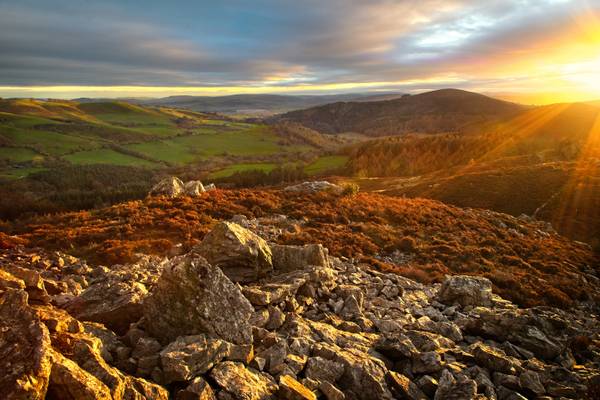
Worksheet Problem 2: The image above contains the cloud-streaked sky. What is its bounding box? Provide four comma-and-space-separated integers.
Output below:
0, 0, 599, 103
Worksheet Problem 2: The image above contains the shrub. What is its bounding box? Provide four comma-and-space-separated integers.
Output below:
341, 183, 360, 196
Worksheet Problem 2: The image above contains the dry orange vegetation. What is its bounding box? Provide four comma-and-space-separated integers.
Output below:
5, 189, 597, 309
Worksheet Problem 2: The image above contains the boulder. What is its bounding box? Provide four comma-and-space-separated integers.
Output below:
149, 176, 185, 198
65, 256, 166, 335
176, 376, 216, 400
143, 254, 254, 345
278, 375, 317, 400
272, 244, 330, 272
386, 371, 427, 400
284, 181, 343, 195
47, 352, 112, 400
438, 275, 493, 307
472, 343, 518, 375
0, 289, 53, 400
65, 280, 149, 335
434, 370, 477, 400
196, 221, 273, 283
160, 335, 231, 383
210, 361, 277, 400
184, 180, 205, 196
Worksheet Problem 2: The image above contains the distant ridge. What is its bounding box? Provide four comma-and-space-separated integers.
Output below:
131, 92, 405, 114
272, 89, 526, 136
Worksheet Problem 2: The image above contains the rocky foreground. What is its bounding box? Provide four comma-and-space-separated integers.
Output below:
1, 216, 600, 399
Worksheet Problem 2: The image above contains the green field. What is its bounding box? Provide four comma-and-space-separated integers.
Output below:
305, 155, 348, 175
63, 149, 158, 167
0, 99, 330, 179
209, 163, 277, 179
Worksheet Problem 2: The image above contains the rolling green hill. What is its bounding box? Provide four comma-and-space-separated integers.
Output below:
0, 98, 322, 179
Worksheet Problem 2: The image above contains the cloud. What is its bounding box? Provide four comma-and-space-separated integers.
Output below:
0, 0, 598, 97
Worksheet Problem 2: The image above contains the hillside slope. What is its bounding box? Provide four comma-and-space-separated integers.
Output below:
273, 89, 525, 136
4, 188, 597, 309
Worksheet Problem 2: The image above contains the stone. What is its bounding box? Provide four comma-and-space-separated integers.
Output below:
176, 376, 216, 400
184, 180, 206, 196
434, 370, 477, 400
0, 289, 53, 400
304, 357, 345, 383
438, 275, 493, 307
416, 375, 438, 397
472, 344, 518, 375
271, 244, 330, 272
210, 361, 277, 400
284, 181, 344, 195
412, 351, 444, 374
319, 381, 345, 400
149, 176, 185, 198
143, 254, 253, 345
386, 371, 428, 400
518, 370, 545, 396
278, 375, 317, 400
375, 334, 418, 360
47, 352, 112, 400
196, 221, 273, 283
160, 335, 231, 383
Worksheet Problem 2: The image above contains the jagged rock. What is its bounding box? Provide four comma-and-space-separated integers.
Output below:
160, 335, 230, 383
210, 361, 277, 400
66, 281, 149, 335
143, 254, 254, 345
412, 351, 444, 374
65, 256, 167, 334
176, 376, 216, 400
304, 357, 345, 383
284, 181, 343, 195
272, 244, 330, 272
149, 176, 185, 198
184, 180, 206, 196
0, 288, 53, 400
416, 375, 438, 397
472, 343, 519, 375
438, 275, 493, 307
196, 221, 273, 283
374, 334, 419, 360
313, 344, 392, 400
319, 381, 345, 400
386, 371, 427, 400
47, 352, 112, 400
434, 370, 477, 400
278, 375, 317, 400
6, 266, 51, 303
460, 307, 564, 360
518, 370, 545, 396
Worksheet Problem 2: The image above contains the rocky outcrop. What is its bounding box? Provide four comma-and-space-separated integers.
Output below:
284, 181, 344, 194
437, 275, 493, 307
196, 221, 273, 282
1, 216, 599, 399
143, 254, 254, 345
149, 176, 214, 198
184, 180, 205, 196
149, 176, 185, 198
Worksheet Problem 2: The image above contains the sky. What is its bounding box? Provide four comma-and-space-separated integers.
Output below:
0, 0, 599, 104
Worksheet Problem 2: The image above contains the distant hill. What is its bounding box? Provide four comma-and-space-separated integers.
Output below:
134, 92, 405, 115
272, 89, 526, 136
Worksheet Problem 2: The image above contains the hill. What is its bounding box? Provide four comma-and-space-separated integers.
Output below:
0, 98, 350, 219
4, 188, 597, 309
272, 89, 526, 136
135, 92, 405, 115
